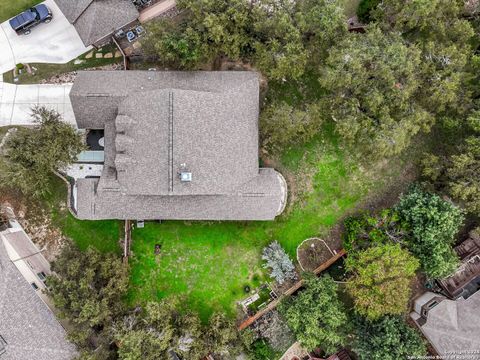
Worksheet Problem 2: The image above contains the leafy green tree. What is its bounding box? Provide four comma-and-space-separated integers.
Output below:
374, 0, 473, 47
279, 275, 348, 354
343, 210, 407, 253
396, 186, 463, 278
260, 102, 323, 153
177, 0, 253, 60
298, 0, 348, 60
346, 244, 419, 320
0, 106, 84, 197
373, 0, 474, 115
357, 0, 381, 23
47, 244, 129, 349
203, 312, 243, 358
114, 301, 206, 360
353, 316, 427, 360
251, 0, 308, 80
143, 19, 204, 69
320, 28, 433, 157
422, 112, 480, 215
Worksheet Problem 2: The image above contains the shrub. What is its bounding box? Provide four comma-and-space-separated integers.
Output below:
262, 241, 296, 284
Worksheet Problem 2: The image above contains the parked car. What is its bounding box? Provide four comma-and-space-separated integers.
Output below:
9, 4, 52, 35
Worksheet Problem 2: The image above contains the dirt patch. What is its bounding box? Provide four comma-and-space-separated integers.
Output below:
297, 237, 340, 272
0, 190, 68, 261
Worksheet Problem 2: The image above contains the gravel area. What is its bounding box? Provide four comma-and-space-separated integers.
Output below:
39, 63, 123, 84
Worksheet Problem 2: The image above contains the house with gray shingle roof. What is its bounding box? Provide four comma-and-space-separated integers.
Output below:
0, 231, 77, 360
69, 71, 287, 221
410, 291, 480, 357
54, 0, 139, 47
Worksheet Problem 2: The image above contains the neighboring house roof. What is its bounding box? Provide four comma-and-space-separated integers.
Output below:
411, 291, 480, 356
70, 71, 287, 221
54, 0, 139, 46
0, 239, 76, 360
438, 234, 480, 299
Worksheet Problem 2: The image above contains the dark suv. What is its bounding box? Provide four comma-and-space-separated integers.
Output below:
9, 4, 52, 35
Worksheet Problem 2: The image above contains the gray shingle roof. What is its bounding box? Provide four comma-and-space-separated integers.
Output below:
412, 291, 480, 356
54, 0, 139, 46
70, 71, 287, 220
0, 240, 76, 360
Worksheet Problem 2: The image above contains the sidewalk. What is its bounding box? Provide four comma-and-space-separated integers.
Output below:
139, 0, 177, 23
0, 76, 75, 127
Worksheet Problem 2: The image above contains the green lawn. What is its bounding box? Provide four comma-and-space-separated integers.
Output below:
31, 71, 415, 321
3, 46, 121, 84
127, 123, 402, 320
0, 0, 40, 22
43, 176, 122, 254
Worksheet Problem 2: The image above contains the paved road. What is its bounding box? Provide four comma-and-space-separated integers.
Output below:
0, 0, 91, 74
0, 76, 75, 126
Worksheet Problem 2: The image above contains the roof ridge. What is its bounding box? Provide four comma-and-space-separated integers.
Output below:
168, 91, 174, 193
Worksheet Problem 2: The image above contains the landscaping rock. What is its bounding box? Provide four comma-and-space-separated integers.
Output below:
104, 53, 113, 59
39, 63, 123, 84
85, 51, 93, 59
115, 50, 122, 58
95, 53, 103, 59
74, 59, 85, 65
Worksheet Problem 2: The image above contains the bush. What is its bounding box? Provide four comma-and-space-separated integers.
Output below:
262, 241, 297, 285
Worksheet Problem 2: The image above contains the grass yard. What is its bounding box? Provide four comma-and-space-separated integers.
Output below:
127, 122, 410, 320
0, 0, 40, 22
42, 176, 122, 254
14, 70, 419, 321
2, 46, 121, 84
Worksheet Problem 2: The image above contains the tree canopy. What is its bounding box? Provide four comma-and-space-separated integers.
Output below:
259, 102, 323, 153
47, 244, 129, 350
319, 28, 433, 157
422, 111, 480, 215
279, 275, 348, 354
353, 316, 427, 360
114, 301, 206, 360
396, 186, 463, 278
143, 0, 347, 80
0, 106, 84, 197
343, 210, 407, 253
346, 244, 419, 320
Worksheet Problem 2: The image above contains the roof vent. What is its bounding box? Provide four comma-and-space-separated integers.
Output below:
178, 163, 192, 182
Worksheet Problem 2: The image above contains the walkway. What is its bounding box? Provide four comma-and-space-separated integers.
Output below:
0, 76, 75, 126
0, 0, 90, 74
139, 0, 177, 23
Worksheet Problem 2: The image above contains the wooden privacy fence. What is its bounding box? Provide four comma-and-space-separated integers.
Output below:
238, 249, 346, 331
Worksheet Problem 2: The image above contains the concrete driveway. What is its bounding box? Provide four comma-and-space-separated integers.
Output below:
0, 0, 91, 74
0, 77, 75, 127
